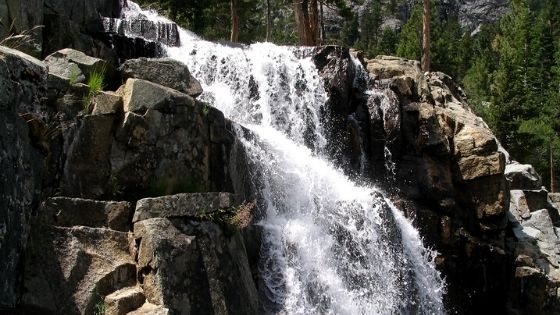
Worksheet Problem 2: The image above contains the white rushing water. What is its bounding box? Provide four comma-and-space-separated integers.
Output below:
124, 3, 446, 314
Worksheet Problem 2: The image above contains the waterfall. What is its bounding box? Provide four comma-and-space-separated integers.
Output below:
123, 3, 446, 314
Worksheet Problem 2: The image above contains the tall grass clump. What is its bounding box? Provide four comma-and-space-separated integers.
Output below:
84, 66, 105, 107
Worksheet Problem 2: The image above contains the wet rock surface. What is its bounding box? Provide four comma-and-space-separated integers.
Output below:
359, 54, 559, 314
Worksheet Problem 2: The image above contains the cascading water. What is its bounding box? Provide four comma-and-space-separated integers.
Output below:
124, 3, 446, 314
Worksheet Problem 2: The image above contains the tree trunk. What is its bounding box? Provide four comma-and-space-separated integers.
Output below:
308, 0, 319, 45
551, 144, 557, 193
266, 0, 272, 41
230, 0, 239, 42
421, 0, 430, 72
319, 0, 325, 45
293, 0, 318, 46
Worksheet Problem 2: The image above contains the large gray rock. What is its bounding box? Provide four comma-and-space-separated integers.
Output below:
90, 90, 123, 115
41, 197, 133, 231
119, 78, 195, 113
505, 163, 542, 190
119, 58, 202, 97
105, 286, 146, 315
57, 79, 234, 200
22, 225, 136, 314
133, 192, 234, 223
508, 204, 560, 314
109, 83, 233, 199
0, 46, 45, 309
44, 48, 109, 83
0, 46, 47, 113
133, 218, 261, 315
61, 114, 115, 198
550, 193, 560, 211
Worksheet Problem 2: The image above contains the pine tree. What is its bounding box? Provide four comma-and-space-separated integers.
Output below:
490, 0, 560, 191
357, 0, 382, 56
490, 0, 532, 156
377, 28, 399, 56
396, 5, 422, 61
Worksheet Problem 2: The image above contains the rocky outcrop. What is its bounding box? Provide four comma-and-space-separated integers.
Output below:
128, 193, 258, 314
22, 224, 137, 314
0, 46, 45, 309
359, 54, 510, 313
505, 164, 560, 314
326, 0, 509, 45
355, 53, 560, 314
133, 192, 234, 222
44, 48, 112, 85
55, 69, 233, 200
0, 45, 259, 314
119, 58, 203, 98
19, 191, 260, 314
458, 0, 509, 32
133, 217, 260, 315
42, 0, 122, 56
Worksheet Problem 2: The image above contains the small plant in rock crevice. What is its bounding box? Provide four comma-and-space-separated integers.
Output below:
199, 200, 256, 234
84, 67, 106, 107
201, 103, 210, 116
93, 301, 106, 315
68, 67, 79, 85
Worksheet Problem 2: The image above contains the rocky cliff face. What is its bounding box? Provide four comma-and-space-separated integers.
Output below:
357, 54, 560, 314
0, 46, 45, 309
303, 46, 560, 314
334, 0, 508, 36
0, 44, 260, 314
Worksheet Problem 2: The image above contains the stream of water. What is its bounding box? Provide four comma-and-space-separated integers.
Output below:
123, 3, 446, 314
